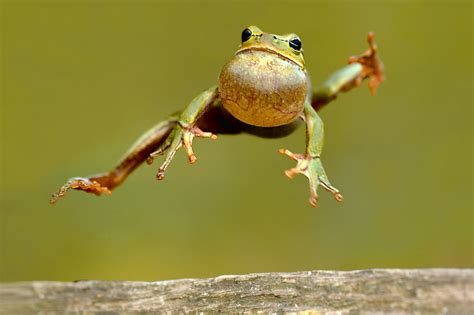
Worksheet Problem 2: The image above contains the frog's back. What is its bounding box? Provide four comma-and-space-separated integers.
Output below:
218, 50, 307, 127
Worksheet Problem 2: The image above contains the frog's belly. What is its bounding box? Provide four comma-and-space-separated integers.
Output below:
218, 51, 307, 127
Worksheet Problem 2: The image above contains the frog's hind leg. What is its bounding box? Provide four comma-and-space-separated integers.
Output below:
50, 116, 179, 204
196, 103, 299, 139
51, 99, 244, 204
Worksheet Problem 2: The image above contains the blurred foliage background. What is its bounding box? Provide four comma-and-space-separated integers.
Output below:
1, 1, 472, 282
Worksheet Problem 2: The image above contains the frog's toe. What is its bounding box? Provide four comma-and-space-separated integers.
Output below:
318, 176, 344, 202
307, 172, 343, 208
183, 126, 218, 164
148, 143, 171, 165
308, 182, 342, 207
308, 195, 319, 208
50, 177, 111, 204
155, 143, 181, 180
278, 148, 304, 162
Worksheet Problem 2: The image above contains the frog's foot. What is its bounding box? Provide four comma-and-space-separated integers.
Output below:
279, 149, 343, 207
148, 124, 217, 180
50, 177, 112, 204
349, 32, 385, 96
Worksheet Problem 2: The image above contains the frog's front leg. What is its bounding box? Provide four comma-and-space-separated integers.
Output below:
312, 32, 384, 112
147, 86, 219, 180
279, 101, 343, 207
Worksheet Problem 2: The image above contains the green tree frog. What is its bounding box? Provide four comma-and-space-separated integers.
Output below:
51, 26, 384, 207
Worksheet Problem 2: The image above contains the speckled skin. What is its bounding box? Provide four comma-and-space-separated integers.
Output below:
219, 50, 307, 127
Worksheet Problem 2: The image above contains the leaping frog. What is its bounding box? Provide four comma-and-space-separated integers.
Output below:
50, 25, 384, 207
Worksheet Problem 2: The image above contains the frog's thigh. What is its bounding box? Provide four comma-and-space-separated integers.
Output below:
242, 120, 302, 139
197, 104, 301, 138
196, 103, 244, 135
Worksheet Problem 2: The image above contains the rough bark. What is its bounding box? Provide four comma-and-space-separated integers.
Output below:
1, 269, 473, 314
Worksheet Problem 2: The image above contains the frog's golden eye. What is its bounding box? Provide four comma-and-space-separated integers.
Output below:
289, 37, 302, 51
241, 28, 253, 42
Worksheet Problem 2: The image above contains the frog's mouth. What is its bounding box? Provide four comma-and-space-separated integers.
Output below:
236, 46, 304, 69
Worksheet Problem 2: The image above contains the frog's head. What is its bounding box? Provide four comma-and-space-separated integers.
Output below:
236, 25, 305, 69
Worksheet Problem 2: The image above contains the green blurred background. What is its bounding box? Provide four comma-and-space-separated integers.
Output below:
1, 1, 472, 282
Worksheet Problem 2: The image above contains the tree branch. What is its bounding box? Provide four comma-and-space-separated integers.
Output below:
1, 269, 473, 314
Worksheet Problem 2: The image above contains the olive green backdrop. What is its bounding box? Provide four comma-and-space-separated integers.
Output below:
1, 1, 472, 281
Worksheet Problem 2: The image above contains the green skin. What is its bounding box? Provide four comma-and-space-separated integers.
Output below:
50, 26, 384, 207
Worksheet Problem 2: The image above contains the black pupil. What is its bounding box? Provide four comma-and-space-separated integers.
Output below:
289, 38, 302, 51
241, 28, 252, 42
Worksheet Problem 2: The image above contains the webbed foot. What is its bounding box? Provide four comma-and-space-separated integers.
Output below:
349, 32, 385, 96
147, 124, 217, 180
50, 176, 112, 204
279, 149, 343, 207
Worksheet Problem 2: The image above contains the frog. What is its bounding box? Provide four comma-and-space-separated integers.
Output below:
50, 25, 384, 207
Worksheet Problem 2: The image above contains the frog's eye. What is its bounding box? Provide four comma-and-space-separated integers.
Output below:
241, 28, 253, 42
289, 37, 302, 51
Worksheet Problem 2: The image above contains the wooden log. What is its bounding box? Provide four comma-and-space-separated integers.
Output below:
1, 269, 473, 314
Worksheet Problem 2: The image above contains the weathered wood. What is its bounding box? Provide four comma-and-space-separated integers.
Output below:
1, 269, 473, 314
